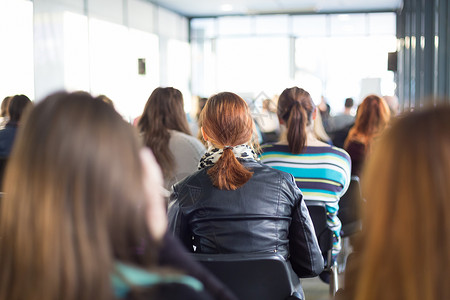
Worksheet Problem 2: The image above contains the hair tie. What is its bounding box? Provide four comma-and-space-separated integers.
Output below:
223, 146, 233, 150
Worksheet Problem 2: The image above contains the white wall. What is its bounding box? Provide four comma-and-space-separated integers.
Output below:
1, 0, 189, 120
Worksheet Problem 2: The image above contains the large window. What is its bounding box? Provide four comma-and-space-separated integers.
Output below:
191, 13, 397, 113
0, 0, 34, 99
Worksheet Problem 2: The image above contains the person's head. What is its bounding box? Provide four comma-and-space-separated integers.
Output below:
196, 97, 208, 120
345, 94, 390, 147
8, 94, 32, 124
138, 87, 191, 180
0, 91, 166, 300
95, 94, 114, 108
277, 87, 316, 154
1, 96, 12, 118
345, 97, 354, 109
345, 104, 450, 300
200, 92, 254, 190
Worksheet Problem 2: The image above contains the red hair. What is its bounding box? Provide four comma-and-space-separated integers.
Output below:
200, 92, 254, 190
344, 95, 391, 148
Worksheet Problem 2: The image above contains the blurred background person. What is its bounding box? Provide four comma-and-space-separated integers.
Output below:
340, 104, 450, 300
254, 98, 280, 144
0, 96, 12, 129
0, 94, 32, 157
95, 94, 115, 108
138, 87, 205, 190
344, 94, 390, 177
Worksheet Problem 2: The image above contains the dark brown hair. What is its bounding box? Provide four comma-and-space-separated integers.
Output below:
277, 87, 315, 154
201, 92, 254, 190
8, 94, 32, 123
344, 94, 390, 149
0, 92, 157, 300
343, 104, 450, 300
138, 87, 191, 180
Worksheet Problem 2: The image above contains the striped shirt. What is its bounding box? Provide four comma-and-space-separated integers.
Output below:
260, 144, 351, 256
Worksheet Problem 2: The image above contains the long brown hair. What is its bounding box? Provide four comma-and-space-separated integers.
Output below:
277, 87, 315, 154
344, 94, 390, 148
138, 87, 191, 180
0, 92, 157, 300
201, 92, 254, 190
343, 105, 450, 300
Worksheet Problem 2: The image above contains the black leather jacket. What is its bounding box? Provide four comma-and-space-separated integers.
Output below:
168, 160, 324, 278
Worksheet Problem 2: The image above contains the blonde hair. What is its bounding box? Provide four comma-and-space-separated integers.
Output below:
344, 104, 450, 300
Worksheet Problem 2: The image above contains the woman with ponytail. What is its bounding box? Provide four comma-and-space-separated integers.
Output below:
168, 92, 323, 297
260, 87, 352, 267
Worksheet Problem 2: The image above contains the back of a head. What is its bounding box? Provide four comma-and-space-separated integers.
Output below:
8, 94, 32, 123
346, 105, 450, 300
0, 92, 155, 300
138, 87, 191, 179
346, 94, 390, 146
277, 87, 315, 154
95, 94, 114, 107
1, 96, 11, 118
345, 97, 354, 108
201, 92, 254, 190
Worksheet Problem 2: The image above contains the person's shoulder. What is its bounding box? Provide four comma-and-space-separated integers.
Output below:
170, 130, 205, 150
328, 145, 351, 159
251, 160, 297, 182
172, 168, 208, 191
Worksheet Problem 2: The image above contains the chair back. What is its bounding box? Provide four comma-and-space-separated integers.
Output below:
305, 201, 333, 259
338, 176, 363, 237
305, 201, 339, 295
192, 252, 301, 300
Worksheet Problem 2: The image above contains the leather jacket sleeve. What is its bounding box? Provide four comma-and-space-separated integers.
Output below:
286, 175, 325, 277
168, 186, 194, 252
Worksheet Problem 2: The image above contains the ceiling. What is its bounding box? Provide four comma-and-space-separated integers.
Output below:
149, 0, 403, 18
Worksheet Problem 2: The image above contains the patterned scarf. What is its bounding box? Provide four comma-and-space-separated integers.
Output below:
198, 144, 259, 169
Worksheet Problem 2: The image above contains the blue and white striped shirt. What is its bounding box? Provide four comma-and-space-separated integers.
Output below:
260, 144, 351, 256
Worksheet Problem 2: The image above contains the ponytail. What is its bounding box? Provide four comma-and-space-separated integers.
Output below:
278, 87, 315, 154
207, 148, 253, 190
287, 102, 307, 154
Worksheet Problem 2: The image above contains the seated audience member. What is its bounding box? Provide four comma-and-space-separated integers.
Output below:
0, 91, 229, 300
0, 94, 32, 157
339, 105, 450, 300
0, 96, 11, 129
329, 97, 355, 148
330, 98, 355, 132
168, 92, 323, 298
138, 87, 205, 189
344, 95, 390, 177
260, 87, 351, 265
95, 94, 115, 108
254, 98, 280, 143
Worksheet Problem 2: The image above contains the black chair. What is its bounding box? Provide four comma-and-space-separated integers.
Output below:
338, 176, 363, 237
306, 201, 338, 296
192, 252, 302, 300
